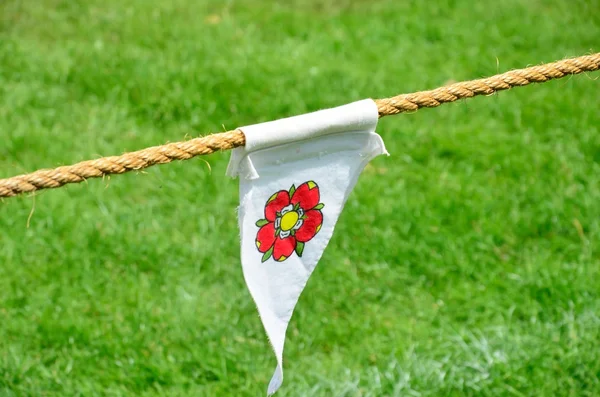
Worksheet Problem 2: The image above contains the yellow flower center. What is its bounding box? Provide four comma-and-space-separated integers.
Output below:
280, 211, 299, 231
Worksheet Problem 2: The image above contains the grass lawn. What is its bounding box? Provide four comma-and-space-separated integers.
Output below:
1, 0, 600, 395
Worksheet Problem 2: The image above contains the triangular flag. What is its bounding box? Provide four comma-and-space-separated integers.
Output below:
227, 99, 388, 395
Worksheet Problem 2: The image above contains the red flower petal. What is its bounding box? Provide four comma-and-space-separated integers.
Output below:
295, 210, 323, 242
273, 236, 296, 262
255, 223, 276, 253
265, 190, 290, 222
291, 181, 320, 210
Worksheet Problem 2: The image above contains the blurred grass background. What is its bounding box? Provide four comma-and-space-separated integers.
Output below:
1, 0, 599, 395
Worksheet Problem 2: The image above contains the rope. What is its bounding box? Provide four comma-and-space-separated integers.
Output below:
0, 131, 245, 198
1, 53, 599, 199
375, 53, 600, 116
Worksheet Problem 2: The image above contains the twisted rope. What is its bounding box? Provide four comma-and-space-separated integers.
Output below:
375, 53, 600, 116
0, 131, 245, 198
1, 53, 599, 199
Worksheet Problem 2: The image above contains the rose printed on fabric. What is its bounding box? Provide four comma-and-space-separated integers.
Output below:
255, 181, 325, 263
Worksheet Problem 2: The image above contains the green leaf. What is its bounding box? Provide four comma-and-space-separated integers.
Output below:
295, 242, 305, 257
261, 246, 274, 263
313, 203, 325, 210
294, 202, 300, 210
289, 184, 296, 197
255, 219, 269, 227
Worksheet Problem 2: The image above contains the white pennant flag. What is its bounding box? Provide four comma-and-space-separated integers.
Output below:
227, 99, 388, 395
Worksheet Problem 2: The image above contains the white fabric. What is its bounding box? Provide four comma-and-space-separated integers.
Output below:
226, 99, 380, 179
227, 99, 388, 395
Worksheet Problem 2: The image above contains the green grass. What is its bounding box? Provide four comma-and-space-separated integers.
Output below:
1, 0, 600, 395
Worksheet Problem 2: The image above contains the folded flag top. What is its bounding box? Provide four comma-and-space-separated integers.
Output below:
227, 99, 388, 394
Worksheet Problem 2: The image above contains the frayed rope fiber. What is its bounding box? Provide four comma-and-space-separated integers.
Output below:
1, 53, 599, 198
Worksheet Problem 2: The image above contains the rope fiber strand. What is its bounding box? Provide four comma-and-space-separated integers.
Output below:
1, 53, 599, 199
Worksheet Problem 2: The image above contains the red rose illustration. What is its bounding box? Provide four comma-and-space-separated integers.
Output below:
255, 181, 325, 262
